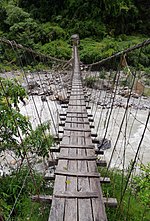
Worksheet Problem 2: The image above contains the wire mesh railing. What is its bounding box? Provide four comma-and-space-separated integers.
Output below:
0, 37, 150, 221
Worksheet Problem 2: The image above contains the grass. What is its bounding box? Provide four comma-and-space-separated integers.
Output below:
99, 167, 150, 221
0, 167, 53, 221
143, 87, 150, 97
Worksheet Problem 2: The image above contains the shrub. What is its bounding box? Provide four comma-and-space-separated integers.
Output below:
84, 76, 96, 88
0, 167, 52, 220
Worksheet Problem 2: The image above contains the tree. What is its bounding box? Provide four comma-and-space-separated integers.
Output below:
0, 77, 54, 159
0, 77, 30, 154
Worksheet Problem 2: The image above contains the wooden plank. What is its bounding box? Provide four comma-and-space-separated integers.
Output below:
103, 197, 117, 208
66, 115, 88, 118
54, 191, 98, 198
71, 90, 84, 92
62, 132, 91, 138
58, 156, 97, 160
77, 139, 93, 221
60, 144, 94, 149
64, 127, 91, 132
67, 110, 87, 114
87, 157, 108, 221
65, 120, 89, 124
48, 138, 69, 221
70, 93, 85, 96
64, 129, 77, 221
48, 44, 108, 221
68, 104, 86, 106
69, 98, 85, 101
55, 170, 100, 178
44, 175, 111, 184
31, 195, 52, 203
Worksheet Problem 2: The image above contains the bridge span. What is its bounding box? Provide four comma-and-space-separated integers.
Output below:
48, 38, 108, 221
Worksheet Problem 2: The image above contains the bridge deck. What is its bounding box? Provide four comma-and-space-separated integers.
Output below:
48, 46, 107, 221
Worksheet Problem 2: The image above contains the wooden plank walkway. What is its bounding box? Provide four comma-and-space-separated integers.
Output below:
48, 42, 107, 221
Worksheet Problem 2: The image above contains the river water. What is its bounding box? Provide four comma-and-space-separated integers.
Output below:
19, 94, 150, 171
0, 88, 150, 175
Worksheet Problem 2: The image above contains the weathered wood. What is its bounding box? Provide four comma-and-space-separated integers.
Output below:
65, 120, 89, 124
78, 145, 93, 221
48, 43, 108, 221
48, 142, 69, 221
69, 98, 85, 101
87, 158, 107, 221
54, 191, 99, 198
55, 170, 100, 178
70, 93, 85, 96
66, 115, 88, 118
64, 135, 77, 221
68, 104, 85, 107
58, 156, 97, 160
67, 110, 87, 114
103, 197, 118, 207
32, 195, 52, 203
59, 144, 94, 149
64, 127, 91, 132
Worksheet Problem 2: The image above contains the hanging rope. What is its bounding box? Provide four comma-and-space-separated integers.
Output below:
0, 38, 69, 63
87, 38, 150, 68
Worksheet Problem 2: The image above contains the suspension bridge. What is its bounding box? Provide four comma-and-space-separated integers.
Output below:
0, 35, 150, 221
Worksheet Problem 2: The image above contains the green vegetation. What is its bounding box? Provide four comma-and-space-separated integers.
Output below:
143, 87, 150, 97
0, 77, 54, 158
1, 162, 149, 220
99, 163, 150, 221
0, 77, 30, 152
84, 76, 97, 88
0, 0, 149, 70
0, 77, 54, 219
0, 167, 52, 221
23, 122, 54, 158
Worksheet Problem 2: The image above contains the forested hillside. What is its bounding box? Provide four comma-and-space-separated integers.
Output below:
0, 0, 150, 67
